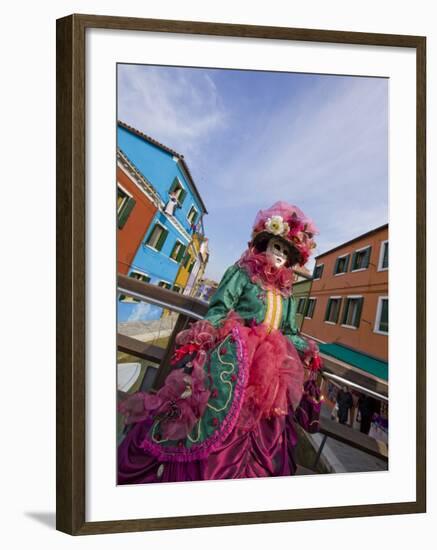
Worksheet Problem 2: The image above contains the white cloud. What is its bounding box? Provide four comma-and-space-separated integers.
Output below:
127, 302, 161, 322
118, 65, 228, 158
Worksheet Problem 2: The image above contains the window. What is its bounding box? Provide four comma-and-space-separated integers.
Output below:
297, 297, 307, 314
187, 205, 199, 225
170, 241, 187, 262
119, 271, 150, 302
172, 284, 182, 293
117, 186, 129, 212
158, 281, 171, 290
146, 224, 168, 251
183, 253, 191, 268
325, 297, 342, 323
305, 298, 317, 319
375, 297, 389, 334
130, 271, 151, 284
188, 259, 196, 274
333, 254, 350, 275
169, 177, 187, 205
341, 297, 364, 328
378, 241, 389, 271
117, 185, 136, 229
313, 264, 324, 279
351, 246, 372, 271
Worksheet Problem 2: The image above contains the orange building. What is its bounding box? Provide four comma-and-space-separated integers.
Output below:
116, 152, 160, 275
301, 224, 388, 397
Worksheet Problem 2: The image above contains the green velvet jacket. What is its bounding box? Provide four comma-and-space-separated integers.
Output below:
204, 264, 309, 354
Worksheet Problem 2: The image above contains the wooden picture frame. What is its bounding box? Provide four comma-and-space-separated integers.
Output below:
56, 13, 426, 535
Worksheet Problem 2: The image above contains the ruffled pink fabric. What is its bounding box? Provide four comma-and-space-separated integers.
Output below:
119, 312, 306, 442
175, 320, 217, 350
118, 365, 210, 440
236, 323, 304, 429
177, 313, 305, 428
237, 248, 294, 297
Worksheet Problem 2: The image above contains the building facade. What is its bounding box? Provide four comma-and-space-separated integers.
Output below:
117, 121, 208, 290
116, 153, 159, 275
302, 224, 388, 360
175, 234, 210, 296
301, 224, 389, 419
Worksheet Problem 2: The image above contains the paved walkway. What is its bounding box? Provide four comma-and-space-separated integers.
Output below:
310, 404, 388, 473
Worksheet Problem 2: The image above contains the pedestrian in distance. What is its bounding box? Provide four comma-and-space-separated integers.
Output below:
336, 385, 353, 425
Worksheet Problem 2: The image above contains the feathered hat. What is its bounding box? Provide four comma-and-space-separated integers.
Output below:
251, 201, 318, 266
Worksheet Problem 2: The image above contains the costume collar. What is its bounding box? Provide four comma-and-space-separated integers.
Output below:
237, 248, 293, 297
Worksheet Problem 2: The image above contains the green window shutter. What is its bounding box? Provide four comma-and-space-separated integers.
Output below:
155, 228, 168, 251
351, 252, 357, 270
170, 242, 179, 259
319, 264, 324, 278
176, 245, 186, 263
188, 260, 195, 273
169, 178, 178, 193
179, 188, 187, 204
379, 299, 389, 331
382, 244, 389, 268
335, 298, 343, 323
364, 246, 372, 268
324, 300, 331, 321
344, 254, 350, 272
118, 197, 136, 229
333, 258, 339, 274
354, 298, 364, 328
342, 299, 349, 324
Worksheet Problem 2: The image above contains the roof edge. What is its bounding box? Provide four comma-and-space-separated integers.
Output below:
117, 120, 208, 214
316, 223, 388, 260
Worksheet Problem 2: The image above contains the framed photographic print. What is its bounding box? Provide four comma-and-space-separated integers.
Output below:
56, 14, 426, 535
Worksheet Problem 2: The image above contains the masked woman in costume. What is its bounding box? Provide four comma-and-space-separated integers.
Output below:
118, 201, 323, 483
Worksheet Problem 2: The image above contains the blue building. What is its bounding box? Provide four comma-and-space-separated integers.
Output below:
117, 121, 208, 322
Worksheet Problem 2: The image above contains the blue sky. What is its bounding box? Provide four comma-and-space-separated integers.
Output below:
118, 64, 388, 281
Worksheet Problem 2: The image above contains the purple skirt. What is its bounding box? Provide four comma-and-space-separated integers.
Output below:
117, 410, 299, 484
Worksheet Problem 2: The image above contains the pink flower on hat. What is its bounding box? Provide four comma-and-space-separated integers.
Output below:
251, 201, 318, 266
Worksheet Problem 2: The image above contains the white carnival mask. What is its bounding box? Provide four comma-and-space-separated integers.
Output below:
266, 237, 290, 269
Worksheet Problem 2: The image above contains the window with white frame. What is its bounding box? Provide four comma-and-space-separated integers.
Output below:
313, 264, 324, 279
333, 254, 350, 275
305, 298, 317, 319
119, 270, 151, 302
297, 297, 307, 314
117, 185, 129, 213
374, 296, 389, 334
168, 177, 187, 205
325, 297, 342, 324
170, 240, 186, 262
378, 241, 389, 271
341, 297, 364, 328
351, 246, 372, 271
187, 205, 199, 226
158, 281, 172, 290
146, 223, 168, 251
117, 184, 136, 229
